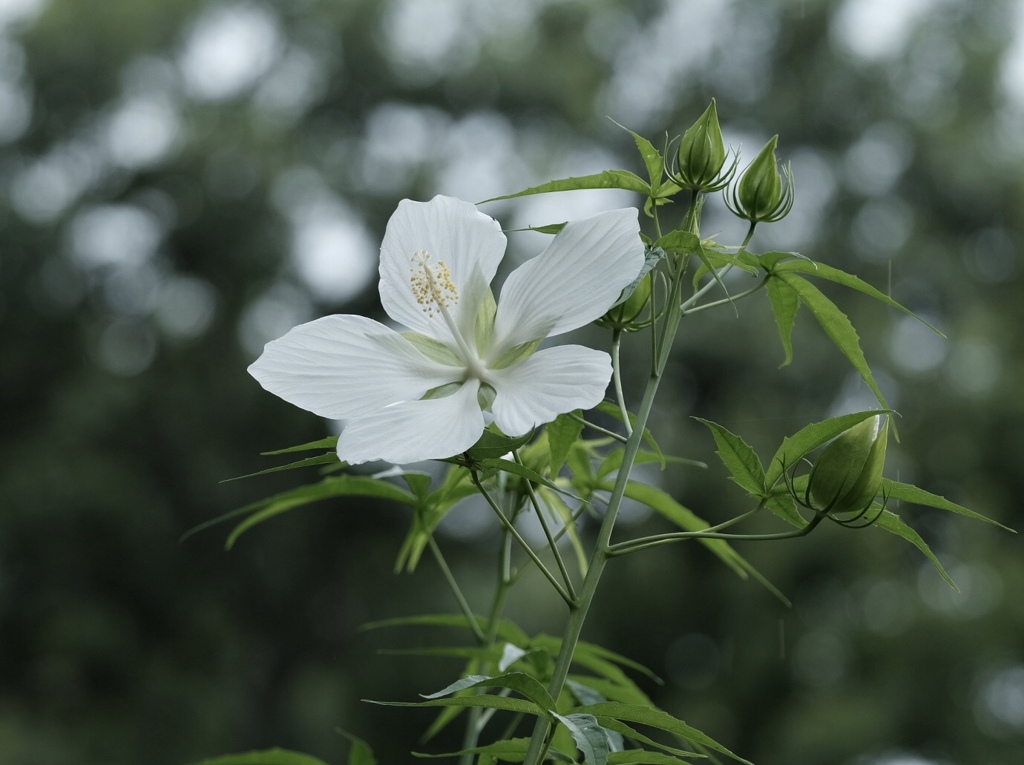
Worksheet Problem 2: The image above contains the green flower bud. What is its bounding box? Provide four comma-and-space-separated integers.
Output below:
807, 415, 888, 518
727, 135, 794, 224
675, 99, 730, 192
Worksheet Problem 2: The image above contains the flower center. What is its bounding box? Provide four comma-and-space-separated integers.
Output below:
409, 250, 488, 382
410, 250, 459, 316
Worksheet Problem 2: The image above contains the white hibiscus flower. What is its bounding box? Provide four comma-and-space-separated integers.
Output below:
248, 195, 644, 464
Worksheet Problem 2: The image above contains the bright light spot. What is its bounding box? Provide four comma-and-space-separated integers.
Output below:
67, 205, 163, 270
179, 2, 281, 101
831, 0, 938, 62
253, 47, 326, 120
104, 96, 181, 168
155, 275, 217, 339
757, 148, 837, 251
844, 123, 913, 196
10, 142, 107, 224
963, 227, 1019, 284
0, 78, 31, 143
1000, 2, 1024, 109
975, 665, 1024, 734
888, 315, 947, 374
851, 197, 914, 261
944, 337, 1002, 398
359, 102, 449, 195
291, 206, 376, 304
96, 319, 158, 377
103, 263, 161, 317
438, 111, 521, 203
0, 0, 46, 27
382, 0, 479, 83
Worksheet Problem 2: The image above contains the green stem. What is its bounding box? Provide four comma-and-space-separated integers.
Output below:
427, 535, 485, 643
681, 276, 768, 315
568, 413, 627, 443
471, 469, 574, 607
513, 450, 577, 600
611, 329, 632, 437
522, 271, 687, 765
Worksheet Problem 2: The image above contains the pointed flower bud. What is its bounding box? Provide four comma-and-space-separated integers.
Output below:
727, 135, 794, 224
673, 99, 737, 193
807, 415, 889, 519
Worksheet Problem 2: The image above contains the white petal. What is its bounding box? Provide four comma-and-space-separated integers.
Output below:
489, 345, 612, 437
338, 379, 485, 464
248, 315, 458, 420
379, 195, 506, 344
491, 208, 644, 353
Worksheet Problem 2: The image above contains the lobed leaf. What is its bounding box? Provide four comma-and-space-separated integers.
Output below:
776, 273, 891, 415
765, 276, 800, 366
187, 749, 332, 765
480, 170, 650, 203
880, 479, 1014, 532
874, 508, 957, 589
694, 418, 765, 496
571, 703, 751, 764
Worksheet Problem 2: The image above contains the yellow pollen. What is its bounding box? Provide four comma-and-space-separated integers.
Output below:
410, 250, 459, 316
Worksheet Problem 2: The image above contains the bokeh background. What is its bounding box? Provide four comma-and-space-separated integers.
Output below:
1, 0, 1022, 763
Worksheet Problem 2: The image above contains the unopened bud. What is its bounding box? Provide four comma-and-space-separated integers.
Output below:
807, 415, 888, 517
727, 135, 794, 224
676, 99, 730, 192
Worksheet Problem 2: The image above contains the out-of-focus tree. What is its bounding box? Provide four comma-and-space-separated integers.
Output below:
0, 1, 1020, 763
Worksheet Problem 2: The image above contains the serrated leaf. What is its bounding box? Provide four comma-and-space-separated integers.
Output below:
360, 613, 529, 646
572, 704, 750, 764
613, 482, 788, 605
765, 276, 800, 366
654, 230, 701, 255
609, 753, 705, 764
763, 410, 889, 490
222, 453, 341, 482
261, 437, 339, 455
225, 475, 416, 549
548, 412, 584, 476
366, 695, 544, 716
480, 170, 650, 203
777, 273, 891, 414
874, 509, 958, 590
420, 672, 557, 712
880, 479, 1014, 531
764, 492, 808, 529
620, 123, 665, 188
554, 713, 611, 765
694, 418, 765, 495
773, 259, 945, 336
187, 749, 332, 765
337, 730, 376, 765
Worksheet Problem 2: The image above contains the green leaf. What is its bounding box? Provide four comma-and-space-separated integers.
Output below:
366, 695, 544, 716
880, 479, 1015, 532
776, 273, 891, 413
480, 457, 570, 496
874, 509, 958, 590
596, 720, 705, 760
420, 672, 557, 712
614, 481, 788, 605
571, 703, 750, 764
223, 453, 341, 482
225, 475, 416, 549
336, 730, 377, 765
360, 613, 530, 646
625, 125, 665, 189
773, 259, 945, 336
596, 449, 705, 481
548, 412, 584, 476
261, 437, 339, 455
694, 418, 765, 495
554, 713, 611, 765
763, 410, 889, 490
567, 675, 652, 707
765, 276, 800, 366
480, 170, 650, 203
187, 749, 332, 765
464, 428, 535, 460
609, 752, 706, 764
654, 230, 701, 255
596, 402, 666, 466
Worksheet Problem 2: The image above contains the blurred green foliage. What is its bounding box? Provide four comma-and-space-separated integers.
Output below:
1, 0, 1022, 763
